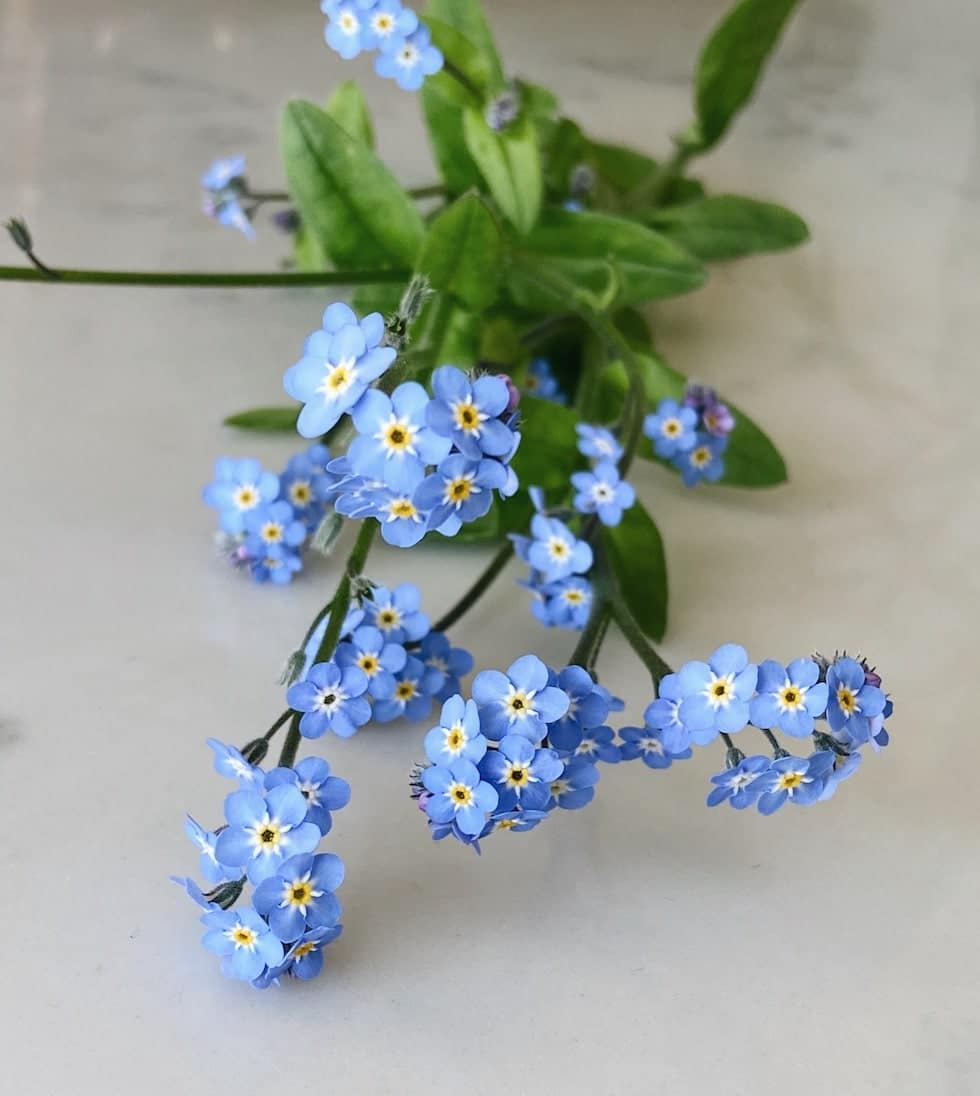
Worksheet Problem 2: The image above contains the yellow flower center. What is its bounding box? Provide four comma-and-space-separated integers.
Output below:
377, 608, 400, 630
495, 818, 518, 830
287, 882, 312, 907
506, 689, 534, 718
777, 771, 804, 791
389, 498, 418, 520
691, 446, 712, 468
293, 941, 317, 959
396, 680, 417, 701
662, 418, 681, 437
446, 727, 465, 750
837, 686, 858, 714
778, 685, 804, 710
373, 13, 393, 32
547, 536, 569, 560
506, 765, 530, 788
358, 654, 379, 676
563, 589, 586, 604
339, 11, 358, 32
447, 476, 473, 503
230, 926, 257, 948
234, 485, 258, 509
449, 783, 473, 806
289, 482, 312, 505
261, 522, 284, 543
452, 400, 482, 432
256, 822, 282, 849
706, 675, 734, 706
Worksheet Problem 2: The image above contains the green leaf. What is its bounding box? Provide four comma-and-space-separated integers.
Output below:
351, 282, 403, 317
694, 0, 802, 150
462, 109, 543, 235
324, 80, 374, 147
280, 99, 424, 269
424, 0, 504, 85
424, 17, 494, 91
416, 193, 503, 309
595, 331, 787, 487
644, 195, 809, 260
602, 501, 668, 641
543, 117, 587, 197
590, 141, 659, 193
223, 406, 298, 432
509, 209, 706, 312
511, 395, 582, 495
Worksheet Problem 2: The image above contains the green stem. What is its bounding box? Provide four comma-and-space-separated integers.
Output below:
263, 709, 293, 741
0, 265, 409, 289
430, 542, 514, 634
569, 596, 613, 672
628, 140, 694, 209
608, 590, 672, 687
408, 184, 447, 200
442, 59, 483, 102
278, 712, 303, 769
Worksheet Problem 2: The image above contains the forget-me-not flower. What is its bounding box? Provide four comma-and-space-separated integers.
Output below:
203, 457, 280, 535
252, 852, 344, 942
755, 751, 835, 815
201, 907, 284, 981
286, 660, 372, 738
644, 398, 698, 458
375, 25, 444, 91
750, 657, 829, 738
676, 643, 758, 742
472, 654, 569, 742
424, 695, 487, 766
576, 423, 623, 464
706, 754, 771, 809
335, 624, 407, 700
214, 784, 321, 884
425, 366, 514, 459
422, 759, 499, 836
570, 461, 636, 526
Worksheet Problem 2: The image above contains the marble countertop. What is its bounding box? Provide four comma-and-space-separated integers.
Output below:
2, 1, 977, 1093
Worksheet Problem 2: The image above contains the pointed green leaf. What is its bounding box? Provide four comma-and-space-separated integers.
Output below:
602, 501, 668, 641
223, 406, 299, 432
462, 108, 543, 235
644, 195, 809, 260
424, 17, 495, 91
509, 209, 706, 312
416, 193, 503, 309
694, 0, 802, 150
324, 80, 375, 147
424, 0, 503, 84
280, 99, 424, 269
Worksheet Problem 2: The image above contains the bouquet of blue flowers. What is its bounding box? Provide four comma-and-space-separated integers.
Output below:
3, 0, 894, 990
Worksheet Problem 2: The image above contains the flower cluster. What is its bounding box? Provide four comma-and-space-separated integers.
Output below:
524, 357, 566, 404
201, 155, 254, 239
173, 740, 350, 987
630, 644, 892, 814
644, 383, 735, 487
203, 445, 337, 584
285, 583, 468, 733
329, 365, 521, 547
411, 656, 629, 851
321, 0, 443, 91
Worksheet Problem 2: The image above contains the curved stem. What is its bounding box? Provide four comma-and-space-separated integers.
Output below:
430, 542, 514, 634
608, 592, 672, 687
569, 597, 613, 672
263, 709, 292, 741
278, 712, 303, 769
0, 265, 409, 289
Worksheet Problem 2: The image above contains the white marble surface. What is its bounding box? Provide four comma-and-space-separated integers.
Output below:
2, 0, 978, 1092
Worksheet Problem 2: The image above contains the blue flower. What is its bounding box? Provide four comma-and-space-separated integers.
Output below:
472, 654, 570, 742
286, 660, 372, 739
263, 756, 351, 835
642, 674, 694, 753
366, 485, 432, 547
818, 750, 862, 801
575, 423, 623, 464
375, 25, 444, 91
524, 357, 565, 404
363, 583, 430, 643
203, 457, 280, 535
619, 726, 692, 769
335, 624, 407, 700
201, 156, 254, 240
755, 751, 836, 815
322, 0, 370, 59
548, 757, 599, 810
673, 433, 727, 487
372, 655, 441, 723
518, 514, 592, 583
676, 644, 758, 742
361, 0, 418, 51
479, 733, 564, 811
256, 925, 343, 986
414, 454, 508, 533
547, 666, 611, 753
684, 383, 735, 438
419, 631, 473, 701
170, 875, 219, 911
424, 695, 486, 766
348, 382, 452, 492
184, 815, 240, 885
750, 658, 829, 738
570, 461, 636, 526
528, 576, 593, 630
825, 657, 887, 746
422, 759, 499, 835
214, 784, 321, 884
206, 737, 264, 789
570, 725, 621, 764
426, 366, 513, 459
201, 155, 245, 193
280, 444, 332, 529
285, 303, 396, 438
488, 809, 549, 834
201, 907, 284, 981
298, 604, 363, 680
643, 398, 698, 458
252, 852, 344, 942
706, 754, 771, 809
249, 544, 304, 586
243, 499, 306, 557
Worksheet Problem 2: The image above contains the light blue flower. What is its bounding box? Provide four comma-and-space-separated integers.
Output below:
524, 357, 565, 403
347, 382, 451, 492
570, 461, 636, 526
419, 632, 473, 701
280, 444, 332, 530
372, 655, 441, 723
249, 544, 304, 586
206, 737, 264, 789
547, 666, 611, 753
184, 815, 240, 885
286, 660, 372, 739
479, 733, 564, 811
755, 751, 836, 815
422, 759, 499, 835
256, 925, 343, 986
575, 423, 623, 464
214, 784, 321, 884
527, 576, 593, 630
364, 583, 430, 643
424, 695, 487, 766
519, 514, 593, 583
750, 658, 829, 738
570, 726, 621, 764
818, 750, 862, 801
263, 756, 351, 835
203, 457, 280, 535
548, 758, 599, 810
375, 25, 444, 91
365, 485, 433, 547
322, 0, 371, 59
335, 624, 407, 700
642, 674, 694, 753
414, 454, 507, 532
285, 303, 396, 438
252, 852, 344, 942
644, 398, 698, 458
201, 907, 284, 981
170, 875, 219, 911
201, 155, 245, 193
361, 0, 418, 51
243, 499, 306, 557
706, 754, 771, 809
426, 366, 513, 459
673, 433, 727, 487
472, 654, 570, 743
200, 156, 254, 239
488, 808, 549, 834
825, 656, 887, 746
619, 726, 692, 769
676, 644, 758, 742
